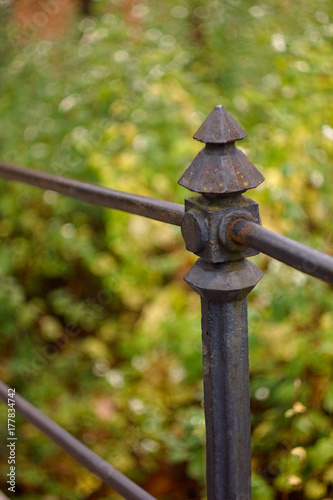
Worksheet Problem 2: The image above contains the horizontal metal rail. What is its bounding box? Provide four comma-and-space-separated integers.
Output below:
230, 218, 333, 285
0, 380, 156, 500
0, 162, 184, 226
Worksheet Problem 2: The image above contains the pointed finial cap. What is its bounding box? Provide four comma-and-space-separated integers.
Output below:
193, 105, 247, 144
179, 104, 264, 196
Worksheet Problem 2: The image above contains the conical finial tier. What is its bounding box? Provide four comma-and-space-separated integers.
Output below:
179, 105, 264, 196
193, 105, 247, 144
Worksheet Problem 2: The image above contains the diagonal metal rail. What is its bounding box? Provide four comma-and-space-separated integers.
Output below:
0, 380, 156, 500
230, 218, 333, 285
0, 162, 333, 284
0, 162, 184, 226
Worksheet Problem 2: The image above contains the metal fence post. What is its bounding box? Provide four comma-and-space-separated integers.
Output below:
178, 105, 265, 499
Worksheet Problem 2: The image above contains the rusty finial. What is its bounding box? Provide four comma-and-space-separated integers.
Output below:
179, 105, 264, 499
178, 105, 264, 197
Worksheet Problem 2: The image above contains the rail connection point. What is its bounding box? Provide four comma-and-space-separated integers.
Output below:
179, 104, 264, 264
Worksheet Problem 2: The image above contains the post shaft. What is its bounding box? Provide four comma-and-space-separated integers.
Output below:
202, 298, 251, 499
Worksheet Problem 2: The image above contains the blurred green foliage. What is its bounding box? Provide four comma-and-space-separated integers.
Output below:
0, 0, 333, 498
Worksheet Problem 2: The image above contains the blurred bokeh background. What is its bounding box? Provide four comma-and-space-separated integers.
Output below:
0, 0, 333, 499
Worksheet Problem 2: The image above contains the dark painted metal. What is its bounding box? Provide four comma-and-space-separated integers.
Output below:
184, 260, 262, 500
0, 162, 184, 226
201, 297, 251, 499
181, 194, 261, 264
178, 105, 264, 196
184, 258, 263, 302
193, 105, 247, 144
0, 380, 156, 500
230, 218, 333, 285
179, 105, 264, 499
0, 103, 331, 500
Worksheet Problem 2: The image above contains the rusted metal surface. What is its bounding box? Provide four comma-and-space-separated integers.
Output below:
179, 105, 264, 499
184, 260, 262, 499
0, 162, 184, 227
178, 105, 264, 196
201, 297, 252, 499
0, 380, 157, 500
178, 144, 264, 196
193, 104, 247, 144
184, 258, 263, 302
181, 194, 260, 263
230, 218, 333, 285
1, 102, 331, 500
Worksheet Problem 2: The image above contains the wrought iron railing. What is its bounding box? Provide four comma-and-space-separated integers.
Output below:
0, 105, 332, 499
